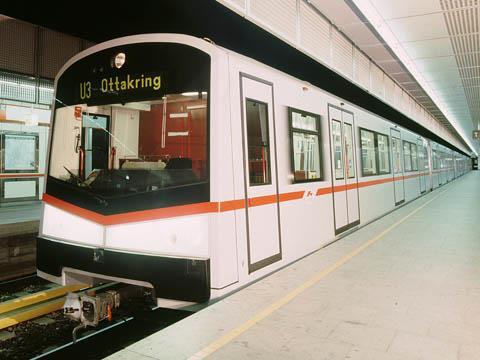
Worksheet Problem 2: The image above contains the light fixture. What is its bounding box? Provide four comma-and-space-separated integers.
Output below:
350, 0, 478, 156
181, 92, 199, 96
113, 52, 126, 69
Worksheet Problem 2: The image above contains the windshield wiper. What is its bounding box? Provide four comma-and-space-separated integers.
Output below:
62, 166, 109, 206
63, 166, 90, 188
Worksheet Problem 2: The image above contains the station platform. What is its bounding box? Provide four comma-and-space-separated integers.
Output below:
108, 172, 479, 360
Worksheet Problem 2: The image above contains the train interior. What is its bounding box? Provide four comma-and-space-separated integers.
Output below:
49, 92, 208, 195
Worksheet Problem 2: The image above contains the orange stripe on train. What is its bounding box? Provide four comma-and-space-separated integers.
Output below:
43, 173, 427, 225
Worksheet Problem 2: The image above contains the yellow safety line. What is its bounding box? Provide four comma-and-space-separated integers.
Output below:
0, 298, 65, 330
0, 284, 87, 315
188, 188, 450, 360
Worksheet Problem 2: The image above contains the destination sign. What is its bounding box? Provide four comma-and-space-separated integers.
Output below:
78, 73, 163, 101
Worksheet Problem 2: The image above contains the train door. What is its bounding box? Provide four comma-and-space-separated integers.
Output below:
426, 142, 434, 190
439, 153, 444, 186
328, 105, 360, 235
418, 139, 426, 193
453, 155, 457, 179
82, 113, 109, 178
240, 74, 281, 273
391, 129, 405, 205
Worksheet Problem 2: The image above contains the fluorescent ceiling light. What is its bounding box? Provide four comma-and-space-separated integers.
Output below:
351, 0, 477, 156
0, 80, 53, 92
186, 105, 207, 110
181, 91, 208, 96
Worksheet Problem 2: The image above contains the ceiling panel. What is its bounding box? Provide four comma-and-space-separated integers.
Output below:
340, 22, 380, 47
401, 37, 455, 59
391, 72, 414, 83
426, 76, 463, 86
386, 13, 449, 42
376, 60, 405, 74
361, 43, 393, 62
310, 0, 360, 26
369, 0, 442, 20
313, 0, 477, 153
414, 56, 459, 72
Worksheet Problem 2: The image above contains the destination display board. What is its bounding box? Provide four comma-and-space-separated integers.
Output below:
54, 42, 210, 108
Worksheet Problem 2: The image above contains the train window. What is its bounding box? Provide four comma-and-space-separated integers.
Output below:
403, 141, 412, 172
419, 145, 426, 171
360, 129, 376, 176
46, 42, 212, 213
410, 143, 418, 171
289, 108, 321, 182
49, 93, 209, 197
392, 137, 402, 174
332, 120, 344, 180
377, 133, 390, 174
432, 150, 438, 169
246, 99, 271, 185
344, 124, 355, 178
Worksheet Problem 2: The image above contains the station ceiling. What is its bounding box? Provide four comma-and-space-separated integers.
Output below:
0, 0, 477, 156
314, 0, 479, 154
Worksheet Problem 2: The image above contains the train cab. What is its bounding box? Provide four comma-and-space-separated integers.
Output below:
37, 35, 227, 304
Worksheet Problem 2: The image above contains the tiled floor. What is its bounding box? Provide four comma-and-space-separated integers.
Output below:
108, 171, 479, 360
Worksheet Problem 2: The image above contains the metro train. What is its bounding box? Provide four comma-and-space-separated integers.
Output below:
37, 34, 471, 307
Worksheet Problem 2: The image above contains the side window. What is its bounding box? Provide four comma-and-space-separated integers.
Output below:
403, 141, 412, 172
377, 133, 390, 174
344, 123, 355, 178
411, 143, 418, 171
360, 129, 390, 176
246, 99, 271, 185
392, 137, 402, 174
289, 108, 321, 182
423, 147, 428, 170
418, 145, 424, 170
332, 120, 344, 180
360, 129, 377, 176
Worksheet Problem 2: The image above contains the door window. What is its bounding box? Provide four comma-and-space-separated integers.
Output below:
332, 120, 344, 180
246, 99, 271, 185
403, 141, 412, 172
392, 137, 403, 174
410, 143, 418, 171
344, 123, 355, 178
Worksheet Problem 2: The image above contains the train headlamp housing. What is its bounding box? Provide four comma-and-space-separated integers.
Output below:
112, 52, 126, 69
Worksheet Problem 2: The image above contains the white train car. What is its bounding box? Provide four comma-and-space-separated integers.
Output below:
37, 34, 470, 306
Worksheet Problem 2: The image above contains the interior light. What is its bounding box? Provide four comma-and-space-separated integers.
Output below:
181, 92, 199, 96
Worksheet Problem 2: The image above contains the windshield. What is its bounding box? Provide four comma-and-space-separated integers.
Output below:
49, 94, 207, 197
46, 42, 210, 212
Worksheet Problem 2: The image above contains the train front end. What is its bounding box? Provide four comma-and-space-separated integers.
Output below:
37, 35, 214, 304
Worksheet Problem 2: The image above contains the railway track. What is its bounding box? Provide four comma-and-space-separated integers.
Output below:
0, 282, 191, 359
0, 275, 50, 303
0, 284, 88, 330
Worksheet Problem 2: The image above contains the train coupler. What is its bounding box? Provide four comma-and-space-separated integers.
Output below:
64, 290, 121, 327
